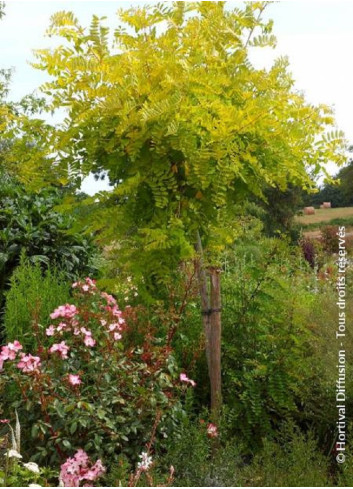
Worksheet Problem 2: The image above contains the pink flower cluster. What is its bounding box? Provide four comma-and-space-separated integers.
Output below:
207, 423, 218, 438
0, 341, 22, 368
79, 328, 96, 347
180, 373, 196, 387
47, 280, 126, 350
17, 353, 41, 373
50, 304, 78, 320
49, 341, 70, 359
99, 291, 126, 342
47, 299, 97, 349
0, 341, 41, 373
100, 291, 116, 306
60, 449, 105, 487
72, 277, 97, 294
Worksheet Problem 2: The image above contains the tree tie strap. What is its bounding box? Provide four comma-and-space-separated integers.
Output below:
201, 308, 222, 316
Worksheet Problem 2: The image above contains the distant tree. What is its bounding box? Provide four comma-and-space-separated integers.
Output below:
256, 184, 304, 237
336, 160, 353, 206
303, 159, 353, 208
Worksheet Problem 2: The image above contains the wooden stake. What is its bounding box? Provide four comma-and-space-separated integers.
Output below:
209, 266, 222, 420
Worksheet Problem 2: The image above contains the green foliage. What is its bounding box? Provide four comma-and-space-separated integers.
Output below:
220, 236, 353, 450
255, 184, 303, 240
0, 414, 57, 487
0, 457, 55, 488
240, 423, 331, 487
297, 284, 353, 444
337, 443, 353, 486
0, 172, 97, 315
29, 2, 345, 287
221, 238, 316, 443
160, 415, 242, 487
4, 259, 70, 349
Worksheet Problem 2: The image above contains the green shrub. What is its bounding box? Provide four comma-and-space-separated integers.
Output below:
239, 423, 331, 487
337, 446, 353, 486
298, 286, 353, 446
160, 415, 242, 487
0, 173, 98, 316
221, 238, 316, 444
3, 259, 70, 349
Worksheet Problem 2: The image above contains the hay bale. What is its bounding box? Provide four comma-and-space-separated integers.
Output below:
320, 204, 324, 209
323, 202, 331, 208
304, 206, 315, 215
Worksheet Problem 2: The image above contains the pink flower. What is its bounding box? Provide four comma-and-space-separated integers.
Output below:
17, 353, 41, 373
74, 449, 89, 465
49, 341, 70, 359
46, 325, 55, 336
57, 322, 67, 332
60, 450, 105, 487
207, 423, 218, 438
82, 284, 89, 292
12, 340, 22, 351
113, 332, 122, 341
1, 341, 23, 361
85, 277, 96, 289
84, 336, 96, 347
84, 460, 106, 481
80, 327, 91, 336
101, 292, 117, 305
0, 419, 9, 423
180, 373, 196, 387
112, 306, 122, 317
68, 374, 82, 386
50, 304, 77, 320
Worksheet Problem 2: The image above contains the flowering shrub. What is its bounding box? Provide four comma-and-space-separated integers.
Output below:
0, 278, 185, 470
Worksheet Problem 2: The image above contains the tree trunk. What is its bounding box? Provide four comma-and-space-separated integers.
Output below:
209, 266, 222, 420
195, 231, 222, 421
195, 231, 211, 371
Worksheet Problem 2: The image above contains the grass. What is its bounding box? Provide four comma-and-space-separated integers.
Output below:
295, 207, 353, 228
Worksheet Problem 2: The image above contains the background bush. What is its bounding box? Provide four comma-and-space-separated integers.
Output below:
239, 423, 331, 487
4, 258, 70, 349
0, 172, 97, 323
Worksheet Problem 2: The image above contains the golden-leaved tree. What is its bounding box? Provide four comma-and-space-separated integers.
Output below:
30, 1, 345, 418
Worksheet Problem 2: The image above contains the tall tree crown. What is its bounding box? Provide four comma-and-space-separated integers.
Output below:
30, 2, 345, 281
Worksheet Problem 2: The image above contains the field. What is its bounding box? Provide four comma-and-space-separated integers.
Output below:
296, 206, 353, 225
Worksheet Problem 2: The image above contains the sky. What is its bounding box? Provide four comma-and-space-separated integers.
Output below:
1, 0, 353, 194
